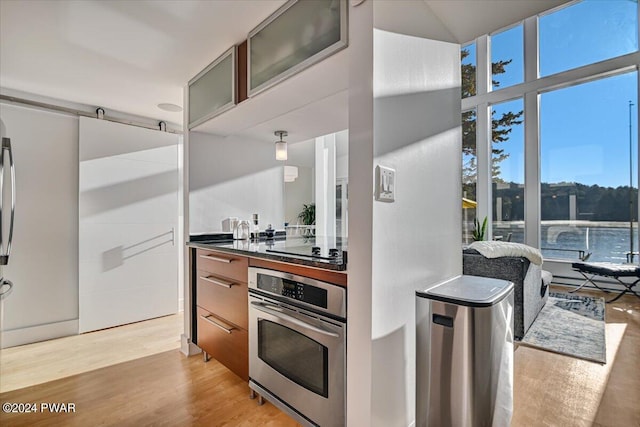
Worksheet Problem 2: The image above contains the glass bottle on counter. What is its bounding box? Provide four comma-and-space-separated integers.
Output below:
252, 213, 260, 240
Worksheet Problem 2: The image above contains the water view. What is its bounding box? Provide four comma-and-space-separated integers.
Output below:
491, 221, 640, 263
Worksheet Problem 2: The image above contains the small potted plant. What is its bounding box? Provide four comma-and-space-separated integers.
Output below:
472, 216, 488, 241
298, 203, 316, 236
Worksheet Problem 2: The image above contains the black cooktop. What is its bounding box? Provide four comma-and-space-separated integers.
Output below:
188, 234, 347, 270
266, 245, 343, 261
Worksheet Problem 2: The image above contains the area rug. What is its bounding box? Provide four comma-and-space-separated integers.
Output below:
518, 292, 606, 364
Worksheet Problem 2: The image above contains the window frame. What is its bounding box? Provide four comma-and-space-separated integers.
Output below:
461, 0, 640, 282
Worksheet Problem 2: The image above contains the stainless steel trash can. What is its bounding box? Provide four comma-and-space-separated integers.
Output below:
416, 275, 514, 427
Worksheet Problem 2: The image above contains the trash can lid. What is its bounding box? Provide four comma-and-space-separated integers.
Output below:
416, 275, 513, 307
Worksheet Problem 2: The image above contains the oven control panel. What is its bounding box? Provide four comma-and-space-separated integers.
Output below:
256, 274, 328, 309
249, 267, 346, 319
281, 280, 304, 299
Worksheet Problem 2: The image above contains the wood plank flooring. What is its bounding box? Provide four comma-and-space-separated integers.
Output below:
512, 287, 640, 427
0, 349, 298, 427
1, 287, 638, 426
0, 313, 182, 393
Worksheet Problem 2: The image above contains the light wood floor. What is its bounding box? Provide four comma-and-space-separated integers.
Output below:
0, 313, 182, 393
512, 286, 640, 427
1, 288, 638, 426
0, 347, 298, 427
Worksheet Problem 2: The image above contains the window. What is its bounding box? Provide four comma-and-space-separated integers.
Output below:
491, 24, 524, 90
539, 0, 638, 77
540, 72, 638, 262
461, 0, 639, 268
461, 43, 476, 98
491, 99, 525, 243
462, 108, 477, 244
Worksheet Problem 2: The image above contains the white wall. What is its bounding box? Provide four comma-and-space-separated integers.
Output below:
372, 0, 456, 43
284, 139, 315, 225
336, 129, 349, 180
188, 132, 285, 233
370, 29, 461, 427
284, 166, 313, 224
315, 133, 337, 237
346, 1, 375, 424
347, 4, 462, 423
283, 130, 348, 227
0, 103, 79, 346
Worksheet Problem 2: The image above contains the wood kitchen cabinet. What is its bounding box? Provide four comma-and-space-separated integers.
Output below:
194, 248, 249, 381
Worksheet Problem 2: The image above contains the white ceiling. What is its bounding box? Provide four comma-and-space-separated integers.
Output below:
0, 0, 569, 129
424, 0, 568, 43
0, 0, 287, 125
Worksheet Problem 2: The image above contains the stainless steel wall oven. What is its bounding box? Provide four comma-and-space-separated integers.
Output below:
248, 267, 346, 427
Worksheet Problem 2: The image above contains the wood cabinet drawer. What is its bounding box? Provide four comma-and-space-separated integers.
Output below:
197, 307, 248, 381
196, 270, 247, 330
196, 249, 248, 282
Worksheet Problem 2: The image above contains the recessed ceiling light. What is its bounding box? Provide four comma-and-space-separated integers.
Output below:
157, 103, 183, 112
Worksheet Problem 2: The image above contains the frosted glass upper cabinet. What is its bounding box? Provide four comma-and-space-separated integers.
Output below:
188, 47, 236, 129
248, 0, 347, 96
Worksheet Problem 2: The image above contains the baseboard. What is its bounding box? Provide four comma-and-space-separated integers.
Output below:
1, 319, 78, 349
180, 333, 201, 356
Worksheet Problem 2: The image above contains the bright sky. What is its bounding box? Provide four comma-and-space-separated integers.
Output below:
465, 0, 638, 188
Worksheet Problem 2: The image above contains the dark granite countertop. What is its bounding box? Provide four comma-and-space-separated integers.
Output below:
187, 233, 347, 271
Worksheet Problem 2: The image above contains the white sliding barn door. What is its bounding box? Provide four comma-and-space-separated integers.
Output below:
79, 117, 178, 333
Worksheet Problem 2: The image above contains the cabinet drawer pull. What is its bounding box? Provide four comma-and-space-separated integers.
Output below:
199, 254, 233, 263
200, 315, 234, 334
200, 275, 234, 288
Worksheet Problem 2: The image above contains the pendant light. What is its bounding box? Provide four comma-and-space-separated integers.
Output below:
275, 130, 288, 161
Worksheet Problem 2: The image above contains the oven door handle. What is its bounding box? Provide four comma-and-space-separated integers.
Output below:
250, 301, 339, 338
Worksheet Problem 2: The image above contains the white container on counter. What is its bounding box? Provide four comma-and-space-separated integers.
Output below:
222, 217, 238, 232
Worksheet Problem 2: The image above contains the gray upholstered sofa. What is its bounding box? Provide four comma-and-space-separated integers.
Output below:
463, 248, 549, 340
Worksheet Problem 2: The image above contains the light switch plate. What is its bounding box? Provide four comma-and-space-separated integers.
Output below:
375, 165, 395, 202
